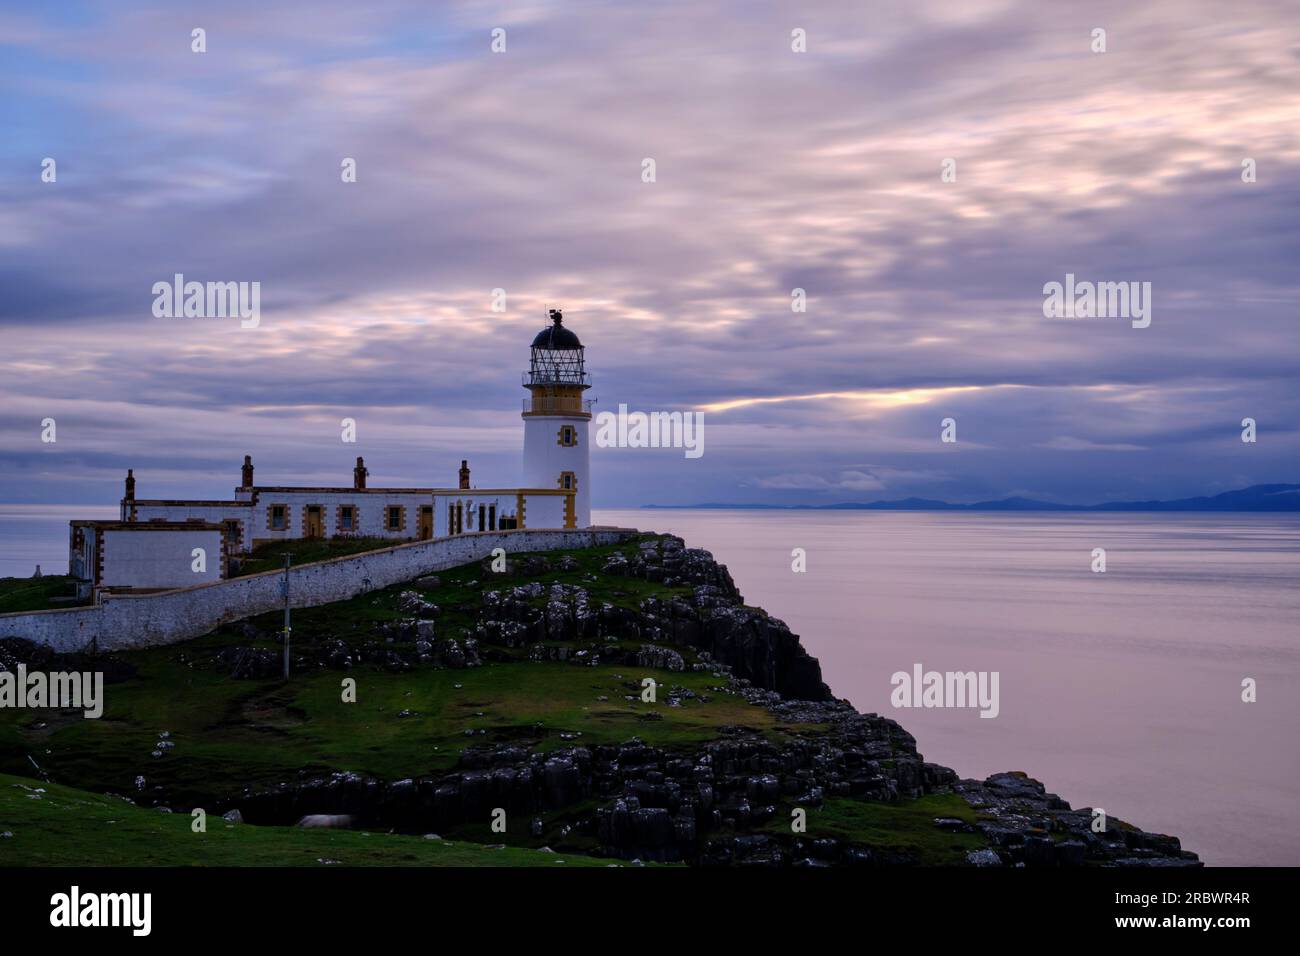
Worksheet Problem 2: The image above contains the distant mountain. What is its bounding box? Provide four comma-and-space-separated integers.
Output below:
643, 483, 1300, 512
1082, 484, 1300, 512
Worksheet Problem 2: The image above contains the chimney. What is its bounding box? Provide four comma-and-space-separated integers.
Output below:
459, 459, 470, 490
124, 469, 135, 501
354, 456, 368, 490
241, 455, 254, 488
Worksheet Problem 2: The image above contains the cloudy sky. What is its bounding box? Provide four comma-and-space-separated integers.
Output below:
1, 0, 1297, 507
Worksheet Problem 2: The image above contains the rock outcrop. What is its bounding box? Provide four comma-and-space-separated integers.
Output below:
472, 536, 832, 701
3, 533, 1199, 868
230, 681, 1197, 867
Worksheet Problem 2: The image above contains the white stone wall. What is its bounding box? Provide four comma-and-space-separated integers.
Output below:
130, 492, 440, 550
431, 491, 572, 532
249, 491, 436, 546
100, 527, 225, 590
523, 493, 566, 529
431, 492, 521, 533
130, 487, 578, 552
0, 528, 636, 653
128, 503, 255, 550
0, 604, 101, 651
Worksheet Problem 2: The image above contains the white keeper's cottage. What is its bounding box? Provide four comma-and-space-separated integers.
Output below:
69, 310, 595, 599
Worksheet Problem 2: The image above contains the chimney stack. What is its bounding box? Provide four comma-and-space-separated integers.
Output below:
459, 459, 470, 490
354, 456, 368, 490
124, 469, 135, 501
241, 455, 254, 488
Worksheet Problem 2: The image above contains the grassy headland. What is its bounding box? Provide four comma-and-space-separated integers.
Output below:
0, 535, 997, 866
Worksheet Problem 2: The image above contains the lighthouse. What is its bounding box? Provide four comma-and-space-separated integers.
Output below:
522, 309, 592, 528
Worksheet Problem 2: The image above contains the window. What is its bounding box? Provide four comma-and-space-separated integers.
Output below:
386, 506, 404, 531
489, 503, 496, 530
339, 505, 356, 531
560, 471, 576, 491
558, 425, 577, 447
478, 504, 486, 531
270, 505, 287, 530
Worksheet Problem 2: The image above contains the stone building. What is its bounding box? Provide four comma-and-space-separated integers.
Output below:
69, 310, 596, 599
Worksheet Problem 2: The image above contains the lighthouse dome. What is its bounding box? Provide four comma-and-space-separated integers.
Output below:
531, 309, 582, 350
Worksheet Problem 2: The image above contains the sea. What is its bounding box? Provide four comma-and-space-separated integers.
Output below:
597, 508, 1300, 867
4, 504, 1297, 865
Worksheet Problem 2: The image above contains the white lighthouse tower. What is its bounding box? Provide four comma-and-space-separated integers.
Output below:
522, 308, 592, 528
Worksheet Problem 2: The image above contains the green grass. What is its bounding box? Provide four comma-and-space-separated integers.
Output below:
226, 538, 711, 684
0, 538, 829, 865
226, 537, 698, 643
763, 793, 988, 864
0, 538, 791, 805
0, 575, 86, 614
0, 773, 616, 867
232, 537, 412, 577
0, 656, 783, 804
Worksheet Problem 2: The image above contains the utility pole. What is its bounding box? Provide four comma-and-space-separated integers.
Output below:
281, 553, 292, 679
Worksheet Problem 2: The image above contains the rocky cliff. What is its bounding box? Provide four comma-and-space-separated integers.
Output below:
216, 534, 1198, 867
1, 533, 1199, 866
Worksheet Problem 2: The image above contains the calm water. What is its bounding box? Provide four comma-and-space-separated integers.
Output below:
597, 509, 1300, 866
5, 505, 1297, 864
0, 505, 118, 578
